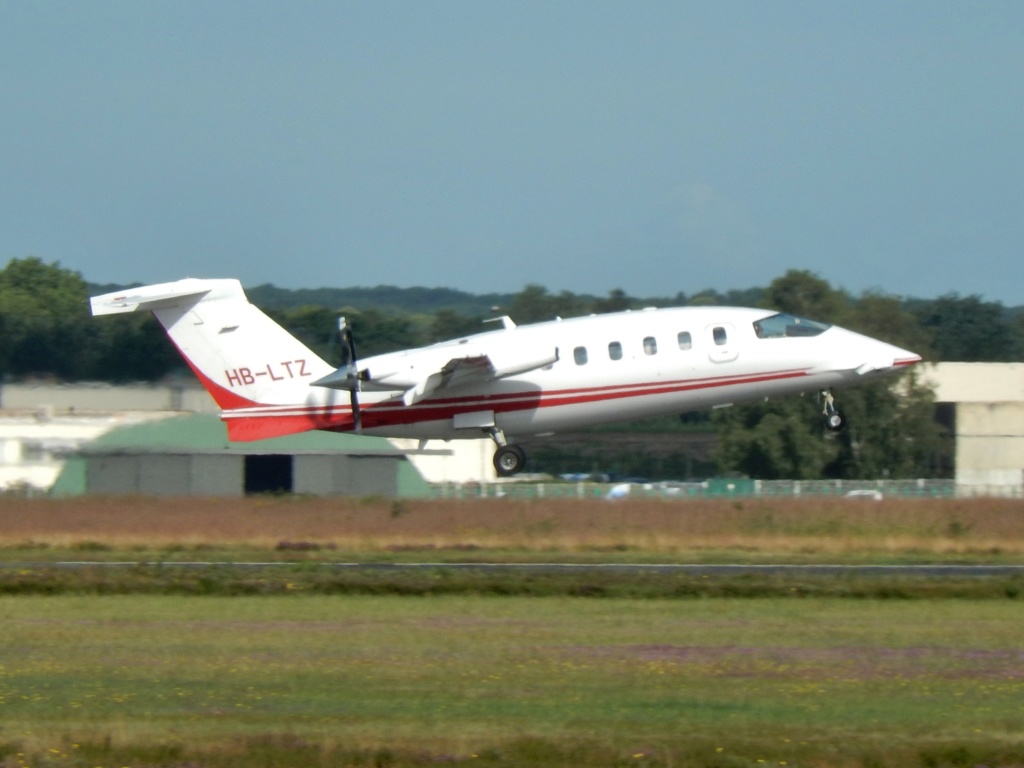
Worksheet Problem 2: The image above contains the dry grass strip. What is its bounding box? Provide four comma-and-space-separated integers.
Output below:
1, 495, 1022, 556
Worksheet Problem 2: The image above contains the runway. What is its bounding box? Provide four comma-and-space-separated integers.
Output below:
7, 562, 1024, 577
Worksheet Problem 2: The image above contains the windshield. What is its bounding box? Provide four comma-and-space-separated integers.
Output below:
753, 313, 831, 339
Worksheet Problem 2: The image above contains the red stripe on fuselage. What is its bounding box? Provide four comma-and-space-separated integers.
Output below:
220, 368, 812, 441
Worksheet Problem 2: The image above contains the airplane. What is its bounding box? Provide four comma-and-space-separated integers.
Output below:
90, 278, 922, 477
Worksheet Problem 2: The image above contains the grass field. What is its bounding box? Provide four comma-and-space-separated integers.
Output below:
0, 495, 1022, 767
3, 596, 1023, 767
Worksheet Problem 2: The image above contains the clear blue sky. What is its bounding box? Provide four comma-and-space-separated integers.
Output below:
3, 1, 1022, 303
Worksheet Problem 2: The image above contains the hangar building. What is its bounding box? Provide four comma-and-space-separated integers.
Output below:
51, 413, 433, 497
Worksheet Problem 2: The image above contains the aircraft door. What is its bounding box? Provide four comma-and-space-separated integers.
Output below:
706, 323, 739, 363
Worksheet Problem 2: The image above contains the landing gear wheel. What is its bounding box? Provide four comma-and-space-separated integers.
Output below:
820, 390, 844, 432
493, 445, 527, 477
824, 410, 845, 432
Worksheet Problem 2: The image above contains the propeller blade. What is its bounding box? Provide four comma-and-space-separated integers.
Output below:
340, 317, 356, 365
340, 317, 362, 432
350, 389, 362, 432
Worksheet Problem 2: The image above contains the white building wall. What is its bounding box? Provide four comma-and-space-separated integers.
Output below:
921, 363, 1024, 403
0, 412, 173, 492
387, 438, 497, 484
954, 402, 1024, 492
922, 364, 1024, 496
0, 383, 219, 413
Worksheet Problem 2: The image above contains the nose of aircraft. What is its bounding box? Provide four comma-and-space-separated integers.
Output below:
824, 328, 922, 378
858, 341, 922, 376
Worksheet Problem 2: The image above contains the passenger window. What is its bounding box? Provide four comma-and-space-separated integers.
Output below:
608, 341, 623, 360
678, 331, 692, 350
643, 336, 657, 355
574, 346, 588, 365
713, 327, 727, 346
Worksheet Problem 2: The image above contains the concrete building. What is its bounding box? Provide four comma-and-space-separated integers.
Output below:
921, 363, 1024, 496
0, 381, 219, 414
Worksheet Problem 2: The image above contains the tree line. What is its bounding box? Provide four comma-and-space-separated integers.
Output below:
3, 257, 1020, 480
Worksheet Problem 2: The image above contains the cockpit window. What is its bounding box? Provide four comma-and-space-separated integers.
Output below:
753, 313, 831, 339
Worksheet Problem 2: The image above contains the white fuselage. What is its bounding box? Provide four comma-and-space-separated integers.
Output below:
316, 305, 918, 442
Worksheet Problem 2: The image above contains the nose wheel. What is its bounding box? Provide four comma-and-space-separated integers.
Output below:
821, 390, 845, 432
486, 427, 527, 477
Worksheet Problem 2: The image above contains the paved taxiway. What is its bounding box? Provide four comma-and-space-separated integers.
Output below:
6, 562, 1024, 577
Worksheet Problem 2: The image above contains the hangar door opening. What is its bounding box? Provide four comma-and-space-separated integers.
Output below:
244, 454, 294, 494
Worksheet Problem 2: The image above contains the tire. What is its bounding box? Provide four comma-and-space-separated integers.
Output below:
493, 445, 526, 477
824, 411, 844, 432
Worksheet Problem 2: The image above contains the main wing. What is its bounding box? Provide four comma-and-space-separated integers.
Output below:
314, 345, 560, 405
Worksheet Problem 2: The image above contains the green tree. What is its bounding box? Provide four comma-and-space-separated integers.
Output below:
848, 292, 934, 359
507, 285, 587, 324
428, 309, 486, 343
333, 308, 419, 358
507, 284, 558, 324
0, 257, 94, 379
271, 305, 345, 364
592, 289, 635, 314
823, 372, 948, 479
1013, 311, 1024, 360
89, 313, 184, 382
912, 294, 1015, 361
761, 269, 850, 323
713, 398, 838, 479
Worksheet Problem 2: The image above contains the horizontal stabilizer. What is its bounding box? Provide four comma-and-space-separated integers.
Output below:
89, 278, 241, 316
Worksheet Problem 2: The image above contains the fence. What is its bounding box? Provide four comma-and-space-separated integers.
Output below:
431, 478, 985, 500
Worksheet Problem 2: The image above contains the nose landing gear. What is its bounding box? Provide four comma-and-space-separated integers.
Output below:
821, 390, 845, 432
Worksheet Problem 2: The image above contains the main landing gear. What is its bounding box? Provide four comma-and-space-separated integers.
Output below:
821, 390, 845, 432
486, 427, 527, 477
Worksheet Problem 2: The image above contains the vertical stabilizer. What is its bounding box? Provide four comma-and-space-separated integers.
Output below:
90, 279, 334, 410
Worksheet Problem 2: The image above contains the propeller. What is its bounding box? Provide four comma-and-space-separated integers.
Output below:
310, 317, 365, 431
339, 317, 362, 432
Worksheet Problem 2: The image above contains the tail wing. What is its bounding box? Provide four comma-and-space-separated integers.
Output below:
90, 279, 338, 438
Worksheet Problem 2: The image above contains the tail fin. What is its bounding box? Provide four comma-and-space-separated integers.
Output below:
90, 278, 336, 423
